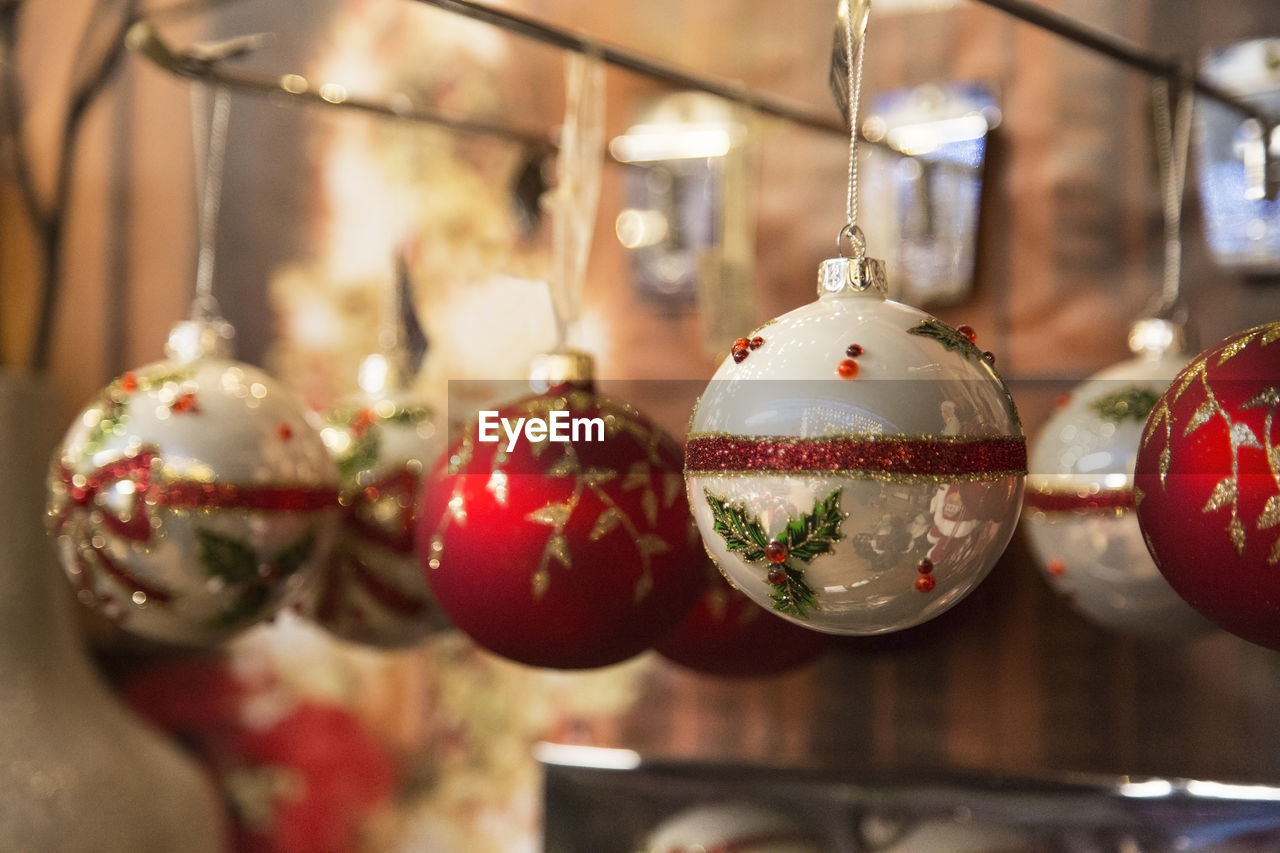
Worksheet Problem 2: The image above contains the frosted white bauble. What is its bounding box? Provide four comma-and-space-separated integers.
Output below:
308, 389, 450, 647
1023, 323, 1214, 640
46, 323, 338, 646
686, 256, 1025, 635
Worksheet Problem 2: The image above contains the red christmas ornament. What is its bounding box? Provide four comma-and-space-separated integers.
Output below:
656, 567, 827, 678
1135, 323, 1280, 649
417, 354, 703, 669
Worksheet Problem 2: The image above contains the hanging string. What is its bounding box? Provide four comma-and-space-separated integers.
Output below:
1151, 75, 1194, 316
840, 0, 870, 258
542, 47, 605, 353
189, 83, 232, 320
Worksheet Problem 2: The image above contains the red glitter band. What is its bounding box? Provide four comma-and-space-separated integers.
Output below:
1023, 488, 1134, 512
152, 481, 337, 511
684, 434, 1026, 477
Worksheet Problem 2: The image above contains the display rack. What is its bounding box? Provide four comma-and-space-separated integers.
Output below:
134, 0, 1275, 142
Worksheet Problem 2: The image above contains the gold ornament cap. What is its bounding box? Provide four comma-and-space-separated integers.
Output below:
164, 316, 235, 362
528, 350, 595, 392
1127, 317, 1187, 361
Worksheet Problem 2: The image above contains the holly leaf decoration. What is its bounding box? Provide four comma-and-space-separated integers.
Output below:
704, 491, 768, 563
197, 528, 259, 584
1090, 387, 1160, 424
338, 428, 382, 482
907, 318, 982, 362
200, 529, 316, 629
272, 531, 316, 580
769, 563, 818, 618
703, 488, 845, 619
782, 488, 844, 562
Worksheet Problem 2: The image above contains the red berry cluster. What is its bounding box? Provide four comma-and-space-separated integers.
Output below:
731, 335, 765, 363
914, 557, 936, 593
837, 342, 864, 379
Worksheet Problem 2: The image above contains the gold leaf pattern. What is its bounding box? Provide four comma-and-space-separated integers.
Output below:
547, 455, 579, 477
1231, 422, 1262, 449
1272, 447, 1280, 473
621, 461, 650, 491
641, 489, 659, 528
547, 533, 571, 568
1259, 495, 1280, 531
1270, 538, 1280, 567
588, 507, 621, 541
532, 568, 550, 599
1243, 388, 1280, 409
636, 533, 670, 557
1218, 332, 1257, 366
1142, 406, 1166, 447
1133, 486, 1145, 510
1261, 323, 1280, 346
633, 570, 653, 604
662, 472, 681, 508
1174, 361, 1205, 401
581, 467, 617, 486
1229, 517, 1246, 556
1159, 447, 1171, 487
1183, 400, 1217, 436
526, 502, 572, 527
1203, 477, 1238, 513
1143, 530, 1160, 564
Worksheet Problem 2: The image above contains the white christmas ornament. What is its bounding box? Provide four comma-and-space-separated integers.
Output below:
1022, 319, 1213, 640
308, 375, 449, 647
46, 320, 339, 646
686, 255, 1025, 635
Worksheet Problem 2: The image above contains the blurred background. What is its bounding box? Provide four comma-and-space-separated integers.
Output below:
4, 1, 1280, 851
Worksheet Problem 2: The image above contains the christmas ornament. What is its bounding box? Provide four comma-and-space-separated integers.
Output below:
308, 380, 447, 647
46, 321, 340, 646
1025, 82, 1213, 640
45, 87, 337, 645
639, 802, 823, 853
685, 2, 1024, 636
1023, 323, 1212, 640
1135, 321, 1280, 649
655, 564, 829, 678
417, 352, 704, 669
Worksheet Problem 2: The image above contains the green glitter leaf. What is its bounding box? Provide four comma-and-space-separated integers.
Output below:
704, 491, 769, 563
906, 318, 983, 362
1089, 386, 1160, 424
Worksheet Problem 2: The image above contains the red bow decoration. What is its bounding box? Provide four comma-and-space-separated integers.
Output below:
51, 448, 158, 543
50, 449, 176, 604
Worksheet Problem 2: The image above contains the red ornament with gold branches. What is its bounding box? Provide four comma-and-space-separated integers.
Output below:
1135, 322, 1280, 649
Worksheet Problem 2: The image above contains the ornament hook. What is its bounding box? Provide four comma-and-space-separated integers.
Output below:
837, 222, 867, 260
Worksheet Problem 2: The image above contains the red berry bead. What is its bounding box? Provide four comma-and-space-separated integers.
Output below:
917, 558, 933, 575
958, 325, 977, 344
837, 359, 859, 379
733, 337, 750, 351
765, 540, 788, 563
749, 336, 764, 350
982, 350, 996, 366
732, 348, 749, 363
1047, 559, 1066, 577
767, 567, 787, 585
915, 575, 936, 593
845, 343, 863, 358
